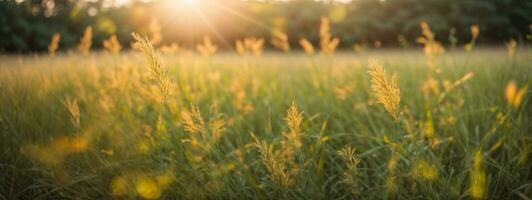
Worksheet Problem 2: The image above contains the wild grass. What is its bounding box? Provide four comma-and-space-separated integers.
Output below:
0, 47, 530, 199
48, 33, 61, 56
78, 26, 93, 55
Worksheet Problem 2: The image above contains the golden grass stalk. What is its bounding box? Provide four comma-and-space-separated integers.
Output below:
416, 22, 445, 56
159, 43, 181, 55
255, 141, 295, 188
299, 38, 314, 55
235, 39, 246, 55
180, 104, 225, 155
244, 37, 265, 56
424, 109, 436, 146
506, 39, 517, 59
420, 21, 434, 40
338, 146, 360, 172
271, 31, 290, 53
417, 22, 444, 70
197, 36, 217, 56
235, 37, 265, 56
254, 103, 305, 188
283, 101, 304, 149
320, 17, 340, 55
385, 155, 398, 198
48, 33, 60, 56
284, 101, 303, 136
443, 72, 474, 93
367, 60, 401, 121
102, 35, 122, 54
465, 24, 480, 52
471, 25, 480, 41
334, 85, 353, 101
436, 72, 474, 103
505, 80, 527, 109
337, 146, 360, 194
78, 26, 92, 55
469, 150, 486, 199
180, 106, 206, 135
410, 160, 438, 181
132, 32, 170, 104
63, 97, 80, 129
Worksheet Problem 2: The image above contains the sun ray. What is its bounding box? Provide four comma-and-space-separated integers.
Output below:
210, 1, 271, 32
190, 4, 232, 48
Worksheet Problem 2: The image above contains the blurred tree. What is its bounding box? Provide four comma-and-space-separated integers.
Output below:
0, 0, 530, 53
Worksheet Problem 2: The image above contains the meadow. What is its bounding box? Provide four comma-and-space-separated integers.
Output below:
0, 34, 531, 199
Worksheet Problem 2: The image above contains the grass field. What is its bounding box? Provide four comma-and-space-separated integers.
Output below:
0, 47, 531, 199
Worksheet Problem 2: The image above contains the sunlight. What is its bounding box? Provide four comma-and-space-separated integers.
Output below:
3, 0, 529, 198
163, 0, 202, 12
182, 0, 197, 5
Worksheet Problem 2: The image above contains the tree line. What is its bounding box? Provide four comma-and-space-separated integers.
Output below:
0, 0, 530, 53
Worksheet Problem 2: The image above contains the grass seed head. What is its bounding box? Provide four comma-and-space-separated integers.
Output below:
506, 39, 517, 59
48, 33, 61, 56
271, 31, 290, 53
103, 35, 122, 54
320, 17, 340, 55
244, 37, 265, 56
471, 24, 480, 40
132, 32, 171, 103
255, 141, 295, 188
337, 146, 360, 171
417, 21, 444, 69
284, 101, 303, 136
299, 38, 315, 55
197, 36, 217, 56
368, 60, 401, 121
505, 80, 527, 109
78, 26, 92, 54
235, 39, 246, 55
282, 101, 304, 150
159, 43, 181, 55
63, 98, 80, 129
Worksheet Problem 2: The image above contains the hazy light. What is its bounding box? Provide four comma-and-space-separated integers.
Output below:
181, 0, 197, 5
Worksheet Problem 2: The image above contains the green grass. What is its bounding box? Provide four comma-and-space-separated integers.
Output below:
0, 48, 530, 199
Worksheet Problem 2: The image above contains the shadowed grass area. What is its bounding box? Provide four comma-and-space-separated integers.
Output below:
0, 48, 530, 199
